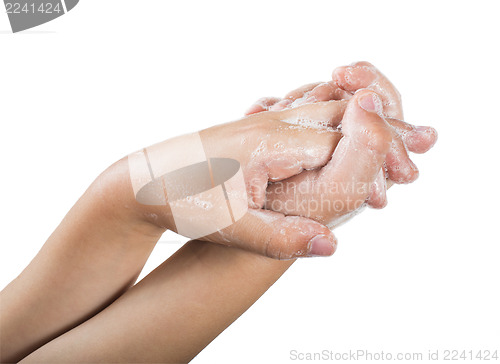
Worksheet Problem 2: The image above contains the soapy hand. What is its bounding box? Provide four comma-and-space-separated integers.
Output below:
102, 62, 437, 260
124, 101, 345, 259
247, 62, 438, 213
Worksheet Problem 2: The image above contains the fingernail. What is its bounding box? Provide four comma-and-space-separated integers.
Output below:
245, 104, 262, 115
414, 126, 430, 133
291, 96, 309, 107
358, 93, 382, 113
414, 125, 438, 139
410, 126, 438, 143
270, 99, 291, 111
308, 234, 337, 257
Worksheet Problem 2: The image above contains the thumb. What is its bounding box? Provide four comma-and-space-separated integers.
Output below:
204, 209, 337, 260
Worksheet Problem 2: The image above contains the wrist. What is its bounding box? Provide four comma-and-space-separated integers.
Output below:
89, 158, 169, 240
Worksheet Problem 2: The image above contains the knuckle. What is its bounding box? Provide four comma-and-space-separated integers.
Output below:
266, 231, 309, 260
353, 61, 374, 68
364, 124, 393, 154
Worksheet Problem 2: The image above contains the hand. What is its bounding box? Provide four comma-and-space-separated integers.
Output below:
245, 62, 438, 228
201, 90, 396, 258
100, 63, 437, 260
246, 61, 438, 207
107, 101, 344, 259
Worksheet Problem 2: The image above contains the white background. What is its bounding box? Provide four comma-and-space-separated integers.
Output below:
1, 1, 499, 363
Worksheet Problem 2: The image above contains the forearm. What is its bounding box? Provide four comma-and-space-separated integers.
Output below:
0, 159, 164, 363
21, 240, 294, 363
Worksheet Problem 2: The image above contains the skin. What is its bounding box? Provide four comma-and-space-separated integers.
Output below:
264, 91, 392, 226
247, 62, 438, 202
0, 98, 348, 363
0, 63, 437, 363
203, 90, 394, 258
18, 91, 399, 364
0, 165, 165, 363
129, 102, 346, 259
138, 63, 437, 259
136, 90, 401, 259
20, 241, 294, 363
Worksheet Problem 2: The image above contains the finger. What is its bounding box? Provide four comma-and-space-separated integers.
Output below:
283, 82, 322, 101
269, 82, 322, 111
333, 62, 436, 184
333, 61, 403, 119
245, 119, 343, 209
204, 209, 337, 259
315, 90, 392, 207
268, 98, 292, 111
203, 104, 346, 210
367, 168, 388, 209
278, 99, 348, 129
266, 90, 393, 225
403, 126, 439, 154
245, 97, 281, 115
385, 129, 419, 184
292, 81, 353, 107
385, 118, 438, 154
243, 102, 347, 208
